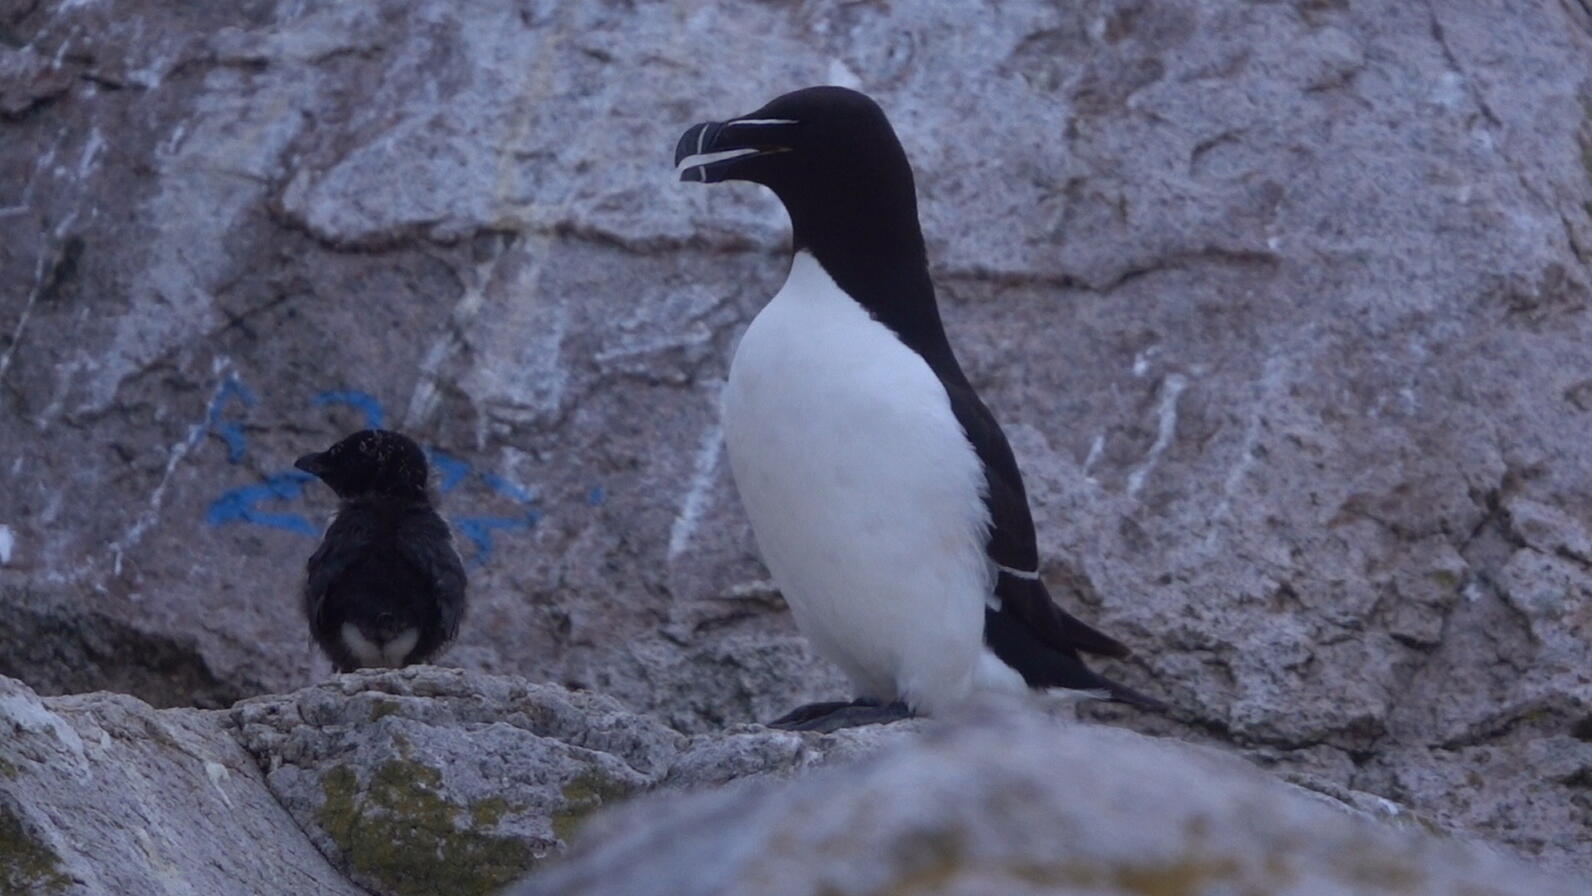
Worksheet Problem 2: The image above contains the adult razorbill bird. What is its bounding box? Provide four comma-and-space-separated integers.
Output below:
676, 86, 1162, 731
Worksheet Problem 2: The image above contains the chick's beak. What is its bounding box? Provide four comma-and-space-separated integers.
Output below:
294, 452, 329, 477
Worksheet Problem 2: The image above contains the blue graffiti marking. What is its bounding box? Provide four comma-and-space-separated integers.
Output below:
207, 376, 257, 463
203, 386, 561, 563
205, 471, 316, 536
478, 471, 534, 504
426, 449, 472, 494
455, 509, 539, 568
451, 472, 538, 566
312, 389, 383, 429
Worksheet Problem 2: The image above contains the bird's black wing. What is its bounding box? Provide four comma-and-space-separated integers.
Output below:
394, 506, 468, 656
940, 379, 1165, 708
938, 376, 1132, 659
303, 509, 379, 636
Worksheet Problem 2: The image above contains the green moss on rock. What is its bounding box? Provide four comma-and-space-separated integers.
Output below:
551, 770, 639, 843
317, 761, 535, 896
872, 851, 1251, 896
368, 700, 402, 722
1341, 852, 1426, 891
470, 796, 512, 828
1110, 856, 1243, 896
0, 805, 71, 895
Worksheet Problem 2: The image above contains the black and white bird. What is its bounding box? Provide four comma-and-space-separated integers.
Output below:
676, 86, 1162, 731
295, 429, 467, 673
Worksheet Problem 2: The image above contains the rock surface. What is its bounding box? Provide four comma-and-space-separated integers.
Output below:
513, 709, 1589, 896
1, 0, 1590, 877
0, 665, 920, 896
228, 666, 919, 895
0, 675, 361, 896
11, 667, 1584, 896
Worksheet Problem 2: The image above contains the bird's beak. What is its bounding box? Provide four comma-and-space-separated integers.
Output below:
294, 452, 329, 477
674, 117, 796, 183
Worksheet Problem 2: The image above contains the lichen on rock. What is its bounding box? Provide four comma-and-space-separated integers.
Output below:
315, 762, 535, 896
0, 805, 72, 896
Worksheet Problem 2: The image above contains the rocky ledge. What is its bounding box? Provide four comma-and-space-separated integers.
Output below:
3, 667, 1586, 896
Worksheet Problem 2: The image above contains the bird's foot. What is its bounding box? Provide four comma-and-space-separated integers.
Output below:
767, 700, 859, 728
767, 698, 913, 733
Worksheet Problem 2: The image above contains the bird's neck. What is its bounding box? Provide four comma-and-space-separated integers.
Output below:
342, 486, 428, 506
787, 197, 956, 365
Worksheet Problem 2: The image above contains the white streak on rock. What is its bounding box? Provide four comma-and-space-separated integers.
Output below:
0, 254, 50, 387
77, 127, 105, 179
403, 249, 503, 431
0, 135, 65, 218
0, 524, 14, 564
109, 358, 233, 571
722, 579, 779, 600
1082, 433, 1106, 482
1207, 355, 1288, 539
1463, 579, 1487, 604
51, 35, 75, 67
668, 422, 724, 561
0, 694, 88, 773
827, 58, 862, 90
1132, 346, 1156, 377
205, 761, 235, 808
0, 203, 78, 391
160, 122, 189, 158
1127, 374, 1187, 497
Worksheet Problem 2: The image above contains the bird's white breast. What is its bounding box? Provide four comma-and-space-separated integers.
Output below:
722, 252, 996, 714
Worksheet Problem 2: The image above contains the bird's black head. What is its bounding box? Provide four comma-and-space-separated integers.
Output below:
295, 429, 429, 500
675, 86, 925, 264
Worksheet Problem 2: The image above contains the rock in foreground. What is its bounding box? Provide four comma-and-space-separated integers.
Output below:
513, 708, 1589, 896
4, 667, 1586, 895
0, 675, 360, 896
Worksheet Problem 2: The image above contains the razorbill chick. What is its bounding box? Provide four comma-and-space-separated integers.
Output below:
675, 86, 1162, 732
295, 429, 467, 673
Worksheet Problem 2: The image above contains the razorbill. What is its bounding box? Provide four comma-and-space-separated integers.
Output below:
675, 86, 1162, 731
295, 429, 467, 673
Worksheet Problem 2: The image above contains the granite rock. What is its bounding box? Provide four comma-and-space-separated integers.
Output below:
1, 0, 1590, 873
513, 708, 1590, 896
0, 675, 360, 896
227, 666, 919, 894
4, 665, 1586, 895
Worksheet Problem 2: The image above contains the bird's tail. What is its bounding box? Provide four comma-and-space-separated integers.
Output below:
986, 606, 1168, 712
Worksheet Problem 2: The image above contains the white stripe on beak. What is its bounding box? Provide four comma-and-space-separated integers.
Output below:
675, 147, 762, 174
